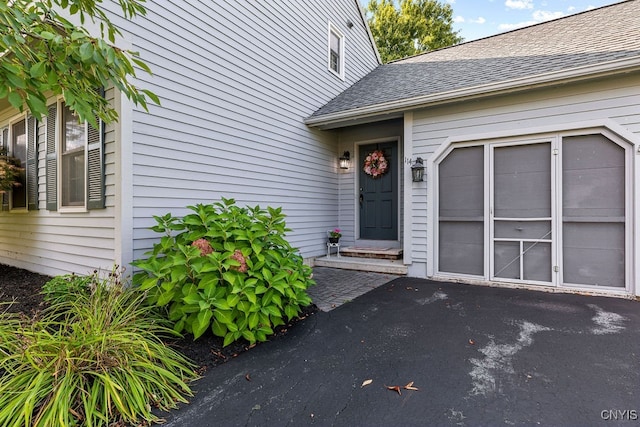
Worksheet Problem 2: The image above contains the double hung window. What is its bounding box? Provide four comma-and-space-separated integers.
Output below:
328, 23, 345, 79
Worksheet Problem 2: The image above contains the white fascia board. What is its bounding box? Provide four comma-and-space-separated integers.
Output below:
306, 55, 640, 128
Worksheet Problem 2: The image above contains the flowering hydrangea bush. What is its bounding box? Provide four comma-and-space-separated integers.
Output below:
133, 198, 314, 345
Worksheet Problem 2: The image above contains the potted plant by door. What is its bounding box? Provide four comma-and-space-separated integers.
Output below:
328, 228, 342, 244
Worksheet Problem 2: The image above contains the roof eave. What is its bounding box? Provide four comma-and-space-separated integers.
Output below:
305, 55, 640, 129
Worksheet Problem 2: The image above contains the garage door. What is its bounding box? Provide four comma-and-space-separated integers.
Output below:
437, 132, 629, 290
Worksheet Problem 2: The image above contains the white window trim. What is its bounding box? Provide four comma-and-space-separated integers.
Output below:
57, 98, 88, 213
4, 112, 28, 212
327, 22, 345, 80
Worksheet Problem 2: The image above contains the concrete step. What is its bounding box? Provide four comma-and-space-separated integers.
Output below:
340, 246, 403, 260
314, 255, 408, 275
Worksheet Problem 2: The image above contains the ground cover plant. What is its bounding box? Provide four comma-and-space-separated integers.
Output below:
0, 270, 197, 427
132, 198, 315, 346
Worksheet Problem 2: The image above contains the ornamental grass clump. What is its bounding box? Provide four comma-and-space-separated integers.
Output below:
0, 271, 197, 427
132, 198, 315, 346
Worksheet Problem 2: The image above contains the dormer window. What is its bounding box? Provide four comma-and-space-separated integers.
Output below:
328, 23, 344, 79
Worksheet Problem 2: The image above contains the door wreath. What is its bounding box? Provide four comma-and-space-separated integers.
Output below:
363, 150, 389, 178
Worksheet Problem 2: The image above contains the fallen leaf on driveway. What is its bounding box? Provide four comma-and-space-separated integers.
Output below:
386, 385, 402, 395
245, 373, 251, 381
468, 339, 475, 345
361, 379, 373, 387
386, 382, 420, 395
404, 381, 419, 391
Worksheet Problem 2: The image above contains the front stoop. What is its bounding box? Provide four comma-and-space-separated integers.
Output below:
340, 247, 403, 260
313, 255, 408, 275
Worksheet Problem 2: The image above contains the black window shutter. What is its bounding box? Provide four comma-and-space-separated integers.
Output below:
26, 115, 38, 210
1, 127, 8, 211
87, 88, 105, 210
87, 114, 105, 210
45, 104, 57, 211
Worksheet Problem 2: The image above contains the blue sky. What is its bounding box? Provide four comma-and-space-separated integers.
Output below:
444, 0, 624, 41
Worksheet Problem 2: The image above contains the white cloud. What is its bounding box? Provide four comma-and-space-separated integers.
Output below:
505, 0, 534, 10
532, 10, 565, 21
498, 20, 537, 31
454, 15, 465, 23
499, 8, 564, 32
567, 6, 576, 12
470, 17, 486, 24
446, 0, 456, 3
586, 5, 597, 10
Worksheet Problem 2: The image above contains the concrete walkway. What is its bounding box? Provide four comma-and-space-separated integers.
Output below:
162, 274, 640, 426
307, 267, 399, 311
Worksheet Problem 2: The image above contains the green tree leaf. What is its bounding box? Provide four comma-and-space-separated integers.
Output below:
367, 0, 463, 63
7, 91, 23, 108
1, 0, 158, 124
29, 62, 46, 78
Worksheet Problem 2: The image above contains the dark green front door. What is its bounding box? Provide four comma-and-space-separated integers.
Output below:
359, 141, 398, 240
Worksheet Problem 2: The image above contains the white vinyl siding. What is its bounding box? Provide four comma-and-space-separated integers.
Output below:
409, 75, 640, 282
102, 0, 378, 263
0, 88, 117, 276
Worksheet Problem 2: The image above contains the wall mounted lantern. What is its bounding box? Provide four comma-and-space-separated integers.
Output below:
411, 157, 425, 182
339, 151, 351, 170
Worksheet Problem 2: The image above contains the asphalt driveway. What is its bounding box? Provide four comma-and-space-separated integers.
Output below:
162, 278, 640, 426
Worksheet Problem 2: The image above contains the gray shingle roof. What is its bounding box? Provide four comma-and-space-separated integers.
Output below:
308, 0, 640, 123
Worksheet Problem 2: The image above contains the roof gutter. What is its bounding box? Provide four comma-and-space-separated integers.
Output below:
305, 55, 640, 128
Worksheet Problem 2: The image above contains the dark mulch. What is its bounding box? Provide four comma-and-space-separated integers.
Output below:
0, 263, 318, 371
0, 264, 51, 314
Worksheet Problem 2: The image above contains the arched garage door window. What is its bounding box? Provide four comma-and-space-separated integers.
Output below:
436, 132, 629, 290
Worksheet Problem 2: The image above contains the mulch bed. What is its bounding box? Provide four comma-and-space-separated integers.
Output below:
0, 263, 317, 371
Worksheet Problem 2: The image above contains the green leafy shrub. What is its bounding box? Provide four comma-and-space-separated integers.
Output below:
0, 272, 197, 427
132, 198, 315, 345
